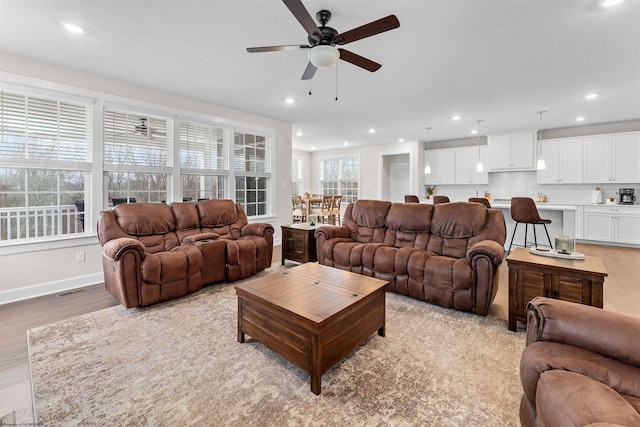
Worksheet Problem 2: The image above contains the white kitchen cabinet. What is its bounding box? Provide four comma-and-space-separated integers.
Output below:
424, 148, 456, 185
537, 138, 583, 184
488, 130, 536, 171
455, 146, 488, 185
583, 132, 640, 184
583, 205, 640, 245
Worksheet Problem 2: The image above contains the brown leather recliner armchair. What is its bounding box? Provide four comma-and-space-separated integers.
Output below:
520, 297, 640, 427
97, 200, 274, 308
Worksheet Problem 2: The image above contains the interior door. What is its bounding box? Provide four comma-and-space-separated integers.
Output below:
389, 161, 410, 202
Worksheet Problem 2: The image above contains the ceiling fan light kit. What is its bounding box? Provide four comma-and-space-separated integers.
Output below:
247, 0, 399, 81
308, 45, 339, 68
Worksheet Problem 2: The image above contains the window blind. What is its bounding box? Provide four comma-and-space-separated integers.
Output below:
0, 90, 91, 164
104, 109, 171, 170
180, 120, 229, 173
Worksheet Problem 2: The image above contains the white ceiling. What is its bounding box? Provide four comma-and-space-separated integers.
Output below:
1, 0, 639, 151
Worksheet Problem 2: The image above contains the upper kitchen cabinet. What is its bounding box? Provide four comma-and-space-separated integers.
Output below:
584, 132, 640, 184
488, 130, 536, 171
455, 146, 488, 185
537, 138, 583, 184
424, 148, 456, 185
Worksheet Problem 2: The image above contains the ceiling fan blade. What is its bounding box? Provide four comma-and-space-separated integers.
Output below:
334, 15, 400, 45
247, 45, 310, 53
338, 49, 381, 72
301, 62, 317, 80
282, 0, 323, 42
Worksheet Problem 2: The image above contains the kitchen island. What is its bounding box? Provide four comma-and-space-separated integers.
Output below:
490, 202, 578, 249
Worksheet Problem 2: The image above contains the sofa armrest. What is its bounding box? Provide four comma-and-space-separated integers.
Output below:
102, 237, 145, 261
183, 232, 220, 243
315, 225, 351, 240
241, 222, 275, 237
466, 240, 504, 265
526, 297, 640, 367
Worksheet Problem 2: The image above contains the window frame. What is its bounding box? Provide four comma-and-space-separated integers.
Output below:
0, 85, 93, 244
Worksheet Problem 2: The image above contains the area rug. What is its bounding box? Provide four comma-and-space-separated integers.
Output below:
28, 267, 526, 426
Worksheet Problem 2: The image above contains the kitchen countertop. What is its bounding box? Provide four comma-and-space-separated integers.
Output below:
490, 202, 578, 211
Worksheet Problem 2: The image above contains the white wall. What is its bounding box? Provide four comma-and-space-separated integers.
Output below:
308, 140, 421, 201
0, 53, 292, 304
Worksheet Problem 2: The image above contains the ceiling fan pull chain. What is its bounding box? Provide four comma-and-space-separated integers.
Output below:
335, 62, 339, 101
308, 80, 312, 96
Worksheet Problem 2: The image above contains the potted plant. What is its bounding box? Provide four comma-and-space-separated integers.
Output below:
426, 185, 437, 199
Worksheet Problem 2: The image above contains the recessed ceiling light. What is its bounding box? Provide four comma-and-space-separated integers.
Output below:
602, 0, 624, 7
344, 141, 349, 146
296, 131, 302, 136
310, 146, 315, 150
368, 128, 375, 134
576, 116, 586, 121
584, 93, 598, 100
471, 129, 478, 134
284, 98, 295, 104
452, 115, 461, 121
63, 23, 84, 34
398, 138, 404, 142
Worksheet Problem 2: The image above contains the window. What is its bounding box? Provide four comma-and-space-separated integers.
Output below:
103, 109, 171, 205
180, 120, 229, 200
234, 131, 271, 216
321, 155, 359, 203
292, 157, 302, 195
0, 90, 91, 242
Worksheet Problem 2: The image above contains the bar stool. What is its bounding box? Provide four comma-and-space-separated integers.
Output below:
508, 197, 553, 252
468, 197, 491, 208
404, 195, 420, 203
433, 195, 450, 204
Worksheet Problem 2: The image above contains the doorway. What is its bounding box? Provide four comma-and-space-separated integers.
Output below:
381, 153, 410, 202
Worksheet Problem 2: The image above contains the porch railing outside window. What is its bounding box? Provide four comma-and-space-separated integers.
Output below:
0, 204, 83, 241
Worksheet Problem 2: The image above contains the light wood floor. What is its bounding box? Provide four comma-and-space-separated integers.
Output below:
1, 243, 638, 423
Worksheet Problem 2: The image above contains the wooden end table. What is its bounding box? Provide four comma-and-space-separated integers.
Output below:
235, 263, 388, 394
281, 223, 318, 264
506, 247, 608, 331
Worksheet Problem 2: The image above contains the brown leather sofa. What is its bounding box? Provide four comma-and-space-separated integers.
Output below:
97, 199, 274, 308
315, 200, 506, 315
520, 297, 640, 427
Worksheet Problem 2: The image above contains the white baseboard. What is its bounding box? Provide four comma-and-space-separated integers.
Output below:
0, 273, 104, 305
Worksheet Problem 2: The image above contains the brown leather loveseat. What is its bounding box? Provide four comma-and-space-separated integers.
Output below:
97, 199, 274, 308
315, 200, 506, 315
520, 297, 640, 427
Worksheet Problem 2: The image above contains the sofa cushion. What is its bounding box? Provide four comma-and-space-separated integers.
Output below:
170, 202, 200, 230
115, 203, 175, 236
430, 202, 487, 239
351, 200, 392, 228
197, 199, 238, 226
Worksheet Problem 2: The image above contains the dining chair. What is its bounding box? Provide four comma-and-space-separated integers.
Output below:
508, 197, 553, 252
330, 195, 343, 225
433, 195, 450, 204
311, 194, 334, 224
468, 197, 491, 208
404, 195, 420, 203
292, 195, 305, 223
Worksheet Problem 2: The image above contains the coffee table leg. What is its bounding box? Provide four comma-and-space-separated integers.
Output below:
311, 334, 321, 395
237, 298, 245, 343
378, 325, 385, 337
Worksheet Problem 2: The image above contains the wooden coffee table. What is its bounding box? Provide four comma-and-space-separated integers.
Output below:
235, 263, 388, 394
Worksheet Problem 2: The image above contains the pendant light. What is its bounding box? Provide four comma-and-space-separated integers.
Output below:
424, 127, 432, 174
536, 111, 547, 170
475, 120, 484, 172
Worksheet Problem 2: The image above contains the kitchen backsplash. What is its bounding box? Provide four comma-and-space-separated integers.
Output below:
429, 171, 637, 205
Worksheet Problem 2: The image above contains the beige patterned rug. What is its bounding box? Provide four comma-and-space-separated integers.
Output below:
28, 267, 525, 426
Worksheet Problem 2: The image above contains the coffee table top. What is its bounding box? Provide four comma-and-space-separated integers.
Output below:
235, 263, 388, 326
506, 247, 607, 276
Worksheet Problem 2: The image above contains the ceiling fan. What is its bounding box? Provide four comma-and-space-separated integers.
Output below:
246, 0, 400, 80
134, 117, 166, 138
